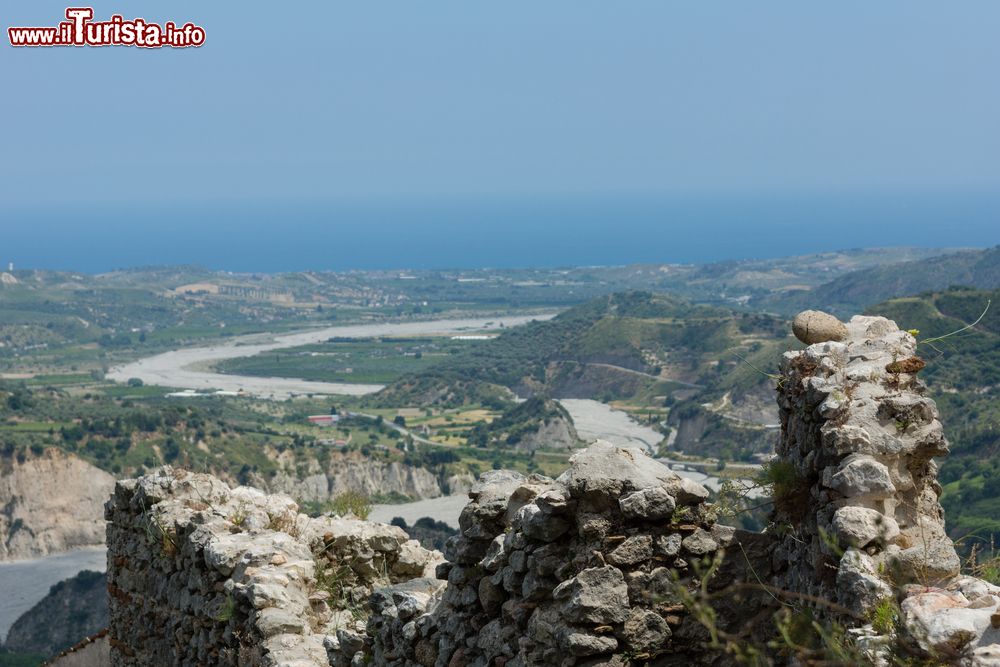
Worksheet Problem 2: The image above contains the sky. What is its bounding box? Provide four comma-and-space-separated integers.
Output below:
1, 2, 999, 270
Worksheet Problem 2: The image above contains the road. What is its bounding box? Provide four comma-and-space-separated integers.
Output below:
582, 363, 704, 389
107, 314, 554, 399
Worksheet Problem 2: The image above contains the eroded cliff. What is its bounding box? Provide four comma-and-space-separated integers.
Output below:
0, 449, 114, 560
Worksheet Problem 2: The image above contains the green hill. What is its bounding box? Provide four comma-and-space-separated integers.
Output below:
373, 291, 793, 460
2, 570, 107, 660
466, 397, 581, 451
374, 291, 786, 406
766, 245, 1000, 317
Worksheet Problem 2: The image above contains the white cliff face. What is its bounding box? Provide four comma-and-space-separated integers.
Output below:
513, 416, 581, 452
266, 457, 443, 504
327, 460, 442, 500
0, 450, 114, 561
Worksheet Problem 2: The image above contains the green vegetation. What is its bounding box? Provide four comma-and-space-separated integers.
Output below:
0, 651, 45, 667
326, 490, 373, 519
216, 337, 476, 384
376, 291, 785, 406
214, 594, 235, 622
770, 245, 1000, 317
367, 291, 793, 461
0, 376, 574, 499
0, 380, 416, 481
466, 397, 578, 449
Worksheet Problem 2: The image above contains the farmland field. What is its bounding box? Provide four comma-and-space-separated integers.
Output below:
214, 336, 481, 384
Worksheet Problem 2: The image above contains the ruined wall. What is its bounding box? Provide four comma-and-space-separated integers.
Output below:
105, 468, 440, 666
764, 317, 960, 608
343, 443, 776, 667
773, 314, 961, 607
773, 314, 1000, 662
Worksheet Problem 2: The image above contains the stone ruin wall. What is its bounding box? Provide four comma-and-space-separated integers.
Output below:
104, 468, 441, 666
351, 444, 771, 667
773, 314, 961, 607
104, 312, 1000, 666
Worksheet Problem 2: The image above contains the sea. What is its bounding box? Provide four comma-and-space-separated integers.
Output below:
2, 192, 998, 273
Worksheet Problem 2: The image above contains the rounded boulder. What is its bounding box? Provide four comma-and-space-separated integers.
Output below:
793, 310, 849, 345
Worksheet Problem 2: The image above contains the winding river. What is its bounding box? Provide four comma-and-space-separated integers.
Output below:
107, 314, 552, 399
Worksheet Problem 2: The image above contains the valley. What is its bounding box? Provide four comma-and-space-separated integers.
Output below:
1, 247, 999, 664
107, 314, 551, 398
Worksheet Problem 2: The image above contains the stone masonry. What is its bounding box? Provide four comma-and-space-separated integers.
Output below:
772, 314, 1000, 663
773, 314, 961, 605
105, 468, 441, 666
349, 443, 761, 666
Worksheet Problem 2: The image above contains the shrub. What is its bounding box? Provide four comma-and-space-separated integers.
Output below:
329, 490, 372, 520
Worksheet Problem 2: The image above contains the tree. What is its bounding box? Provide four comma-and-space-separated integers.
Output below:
163, 438, 181, 463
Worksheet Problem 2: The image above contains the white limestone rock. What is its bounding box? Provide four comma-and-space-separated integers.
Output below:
832, 506, 899, 547
902, 590, 1000, 654
837, 548, 893, 610
826, 454, 896, 498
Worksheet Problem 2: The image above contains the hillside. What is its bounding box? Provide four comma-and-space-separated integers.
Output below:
765, 245, 1000, 316
865, 287, 1000, 542
0, 381, 460, 560
2, 570, 107, 660
374, 292, 778, 403
374, 291, 793, 460
465, 397, 581, 451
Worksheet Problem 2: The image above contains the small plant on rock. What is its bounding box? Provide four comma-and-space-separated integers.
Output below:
215, 593, 235, 622
867, 597, 900, 635
329, 490, 373, 520
228, 501, 251, 530
266, 510, 301, 537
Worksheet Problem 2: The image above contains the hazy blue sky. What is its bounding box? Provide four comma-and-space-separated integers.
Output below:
2, 3, 999, 270
4, 1, 1000, 204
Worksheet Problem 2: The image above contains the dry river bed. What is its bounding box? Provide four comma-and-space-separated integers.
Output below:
108, 314, 552, 399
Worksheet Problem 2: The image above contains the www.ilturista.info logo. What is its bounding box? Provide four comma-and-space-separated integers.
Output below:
8, 8, 205, 48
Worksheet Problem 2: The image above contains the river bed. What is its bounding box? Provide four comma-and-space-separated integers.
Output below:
108, 314, 553, 399
558, 398, 665, 453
